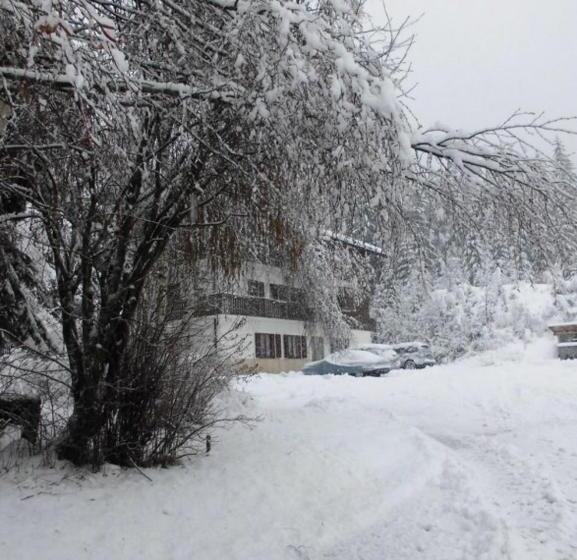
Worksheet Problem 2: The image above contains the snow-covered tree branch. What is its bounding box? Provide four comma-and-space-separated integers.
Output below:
1, 0, 575, 467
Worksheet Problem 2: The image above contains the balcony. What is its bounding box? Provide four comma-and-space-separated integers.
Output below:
169, 293, 310, 322
168, 293, 375, 331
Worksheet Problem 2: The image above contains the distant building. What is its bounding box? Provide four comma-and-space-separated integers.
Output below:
549, 323, 577, 360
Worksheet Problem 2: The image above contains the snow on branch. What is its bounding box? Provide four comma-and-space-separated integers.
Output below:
0, 67, 237, 101
410, 113, 577, 175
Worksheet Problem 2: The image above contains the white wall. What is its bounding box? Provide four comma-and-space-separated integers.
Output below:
194, 260, 286, 297
350, 329, 373, 347
213, 315, 326, 373
190, 260, 375, 372
213, 314, 373, 373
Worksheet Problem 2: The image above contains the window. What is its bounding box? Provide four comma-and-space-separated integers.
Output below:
166, 283, 186, 320
255, 333, 281, 359
270, 284, 304, 302
288, 287, 305, 302
337, 289, 355, 313
270, 284, 289, 301
311, 336, 324, 361
283, 335, 307, 359
248, 280, 265, 298
559, 333, 577, 343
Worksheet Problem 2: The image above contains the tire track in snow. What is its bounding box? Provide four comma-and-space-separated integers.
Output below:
426, 432, 577, 560
316, 428, 509, 560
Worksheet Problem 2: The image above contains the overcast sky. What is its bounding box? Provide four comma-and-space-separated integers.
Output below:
366, 0, 577, 161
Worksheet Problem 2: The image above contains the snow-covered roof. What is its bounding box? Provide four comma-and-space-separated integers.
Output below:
549, 322, 577, 333
322, 230, 384, 256
557, 342, 577, 348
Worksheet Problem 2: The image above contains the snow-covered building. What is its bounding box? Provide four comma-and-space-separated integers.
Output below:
549, 322, 577, 360
169, 235, 381, 373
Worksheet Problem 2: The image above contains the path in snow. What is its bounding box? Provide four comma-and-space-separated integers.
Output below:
452, 434, 577, 559
246, 337, 577, 559
1, 338, 577, 559
373, 339, 577, 560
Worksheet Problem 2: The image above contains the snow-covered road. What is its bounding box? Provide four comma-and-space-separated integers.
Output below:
2, 338, 577, 559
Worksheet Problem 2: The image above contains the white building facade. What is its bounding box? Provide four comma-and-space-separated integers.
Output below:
172, 261, 375, 373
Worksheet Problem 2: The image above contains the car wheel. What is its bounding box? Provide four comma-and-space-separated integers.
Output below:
403, 360, 416, 370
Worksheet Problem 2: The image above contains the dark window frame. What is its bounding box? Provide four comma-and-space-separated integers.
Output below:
337, 289, 355, 313
283, 335, 307, 359
248, 280, 265, 298
255, 333, 282, 359
270, 284, 288, 301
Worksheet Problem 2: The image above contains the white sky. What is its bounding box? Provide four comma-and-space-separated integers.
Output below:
366, 0, 577, 161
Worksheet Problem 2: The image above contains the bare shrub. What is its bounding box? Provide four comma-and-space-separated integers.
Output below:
95, 270, 245, 467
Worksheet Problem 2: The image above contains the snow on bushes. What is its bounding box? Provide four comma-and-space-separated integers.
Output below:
375, 275, 577, 362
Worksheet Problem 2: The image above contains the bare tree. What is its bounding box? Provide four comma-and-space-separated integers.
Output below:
1, 0, 575, 467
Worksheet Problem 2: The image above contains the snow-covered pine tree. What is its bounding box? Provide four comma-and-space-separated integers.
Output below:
553, 138, 575, 182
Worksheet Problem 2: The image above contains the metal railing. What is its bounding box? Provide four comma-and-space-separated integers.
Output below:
168, 293, 376, 330
198, 293, 310, 321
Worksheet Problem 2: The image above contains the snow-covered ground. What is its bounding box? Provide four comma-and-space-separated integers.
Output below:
2, 336, 577, 559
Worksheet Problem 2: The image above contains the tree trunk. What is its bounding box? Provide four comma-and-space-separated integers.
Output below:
56, 382, 105, 466
56, 285, 141, 466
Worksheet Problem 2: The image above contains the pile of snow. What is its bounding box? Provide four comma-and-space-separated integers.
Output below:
2, 338, 577, 559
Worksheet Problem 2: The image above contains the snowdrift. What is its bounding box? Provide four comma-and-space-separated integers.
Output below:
2, 339, 577, 559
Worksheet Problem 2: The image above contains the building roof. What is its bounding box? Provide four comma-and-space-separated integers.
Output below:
549, 322, 577, 334
322, 230, 384, 256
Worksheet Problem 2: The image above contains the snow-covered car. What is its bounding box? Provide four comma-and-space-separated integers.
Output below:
357, 342, 435, 370
302, 349, 392, 377
352, 344, 401, 369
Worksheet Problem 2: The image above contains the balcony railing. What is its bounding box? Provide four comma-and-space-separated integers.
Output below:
199, 293, 311, 321
168, 293, 376, 330
167, 294, 310, 322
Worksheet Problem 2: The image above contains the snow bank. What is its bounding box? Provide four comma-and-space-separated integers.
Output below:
2, 341, 577, 559
0, 386, 448, 560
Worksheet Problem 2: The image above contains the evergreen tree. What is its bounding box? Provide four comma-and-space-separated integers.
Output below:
553, 137, 575, 182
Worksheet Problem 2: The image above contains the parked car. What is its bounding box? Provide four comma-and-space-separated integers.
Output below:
352, 344, 401, 368
303, 349, 393, 377
357, 342, 435, 370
